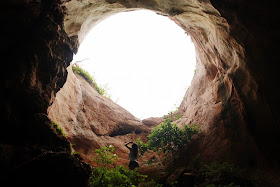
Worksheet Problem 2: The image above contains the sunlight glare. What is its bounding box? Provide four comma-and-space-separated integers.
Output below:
73, 10, 196, 119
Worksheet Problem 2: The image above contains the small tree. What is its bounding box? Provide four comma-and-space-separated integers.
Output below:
137, 112, 199, 164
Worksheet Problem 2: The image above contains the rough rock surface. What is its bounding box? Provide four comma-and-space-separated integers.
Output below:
48, 65, 150, 166
2, 0, 280, 186
142, 117, 165, 128
63, 0, 280, 175
1, 1, 91, 186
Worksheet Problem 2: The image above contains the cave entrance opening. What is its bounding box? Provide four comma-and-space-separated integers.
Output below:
73, 10, 197, 119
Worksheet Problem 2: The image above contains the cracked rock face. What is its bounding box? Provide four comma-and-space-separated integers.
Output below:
2, 0, 280, 186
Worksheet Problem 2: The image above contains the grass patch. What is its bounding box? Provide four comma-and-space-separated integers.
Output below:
51, 121, 65, 136
72, 65, 111, 99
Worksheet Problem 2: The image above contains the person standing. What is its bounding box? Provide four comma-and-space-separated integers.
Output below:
125, 142, 139, 170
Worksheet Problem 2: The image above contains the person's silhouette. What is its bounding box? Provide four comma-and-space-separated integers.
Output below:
125, 142, 139, 170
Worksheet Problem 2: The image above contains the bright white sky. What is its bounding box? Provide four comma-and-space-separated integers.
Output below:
73, 10, 196, 119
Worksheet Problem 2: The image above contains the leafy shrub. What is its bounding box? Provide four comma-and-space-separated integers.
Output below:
187, 155, 253, 187
94, 145, 118, 167
91, 165, 146, 187
202, 162, 244, 179
136, 137, 149, 156
91, 145, 161, 187
72, 65, 111, 99
136, 112, 199, 164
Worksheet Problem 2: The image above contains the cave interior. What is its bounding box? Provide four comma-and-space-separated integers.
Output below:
1, 0, 280, 186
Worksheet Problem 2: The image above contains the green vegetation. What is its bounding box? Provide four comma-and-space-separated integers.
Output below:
72, 64, 94, 83
93, 145, 118, 167
202, 161, 244, 179
136, 112, 199, 165
200, 161, 249, 187
187, 154, 257, 187
51, 121, 65, 136
91, 145, 162, 187
90, 146, 257, 186
72, 65, 111, 99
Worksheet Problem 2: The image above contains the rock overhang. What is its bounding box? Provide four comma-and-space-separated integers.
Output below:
2, 0, 280, 185
60, 1, 280, 171
62, 0, 246, 129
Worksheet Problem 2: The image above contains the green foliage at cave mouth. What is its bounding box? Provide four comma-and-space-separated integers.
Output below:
136, 112, 199, 165
72, 65, 111, 99
91, 145, 162, 187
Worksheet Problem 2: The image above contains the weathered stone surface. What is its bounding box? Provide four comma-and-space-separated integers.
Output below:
1, 1, 90, 185
142, 117, 164, 128
2, 0, 280, 186
62, 0, 280, 184
48, 65, 150, 165
62, 0, 280, 166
